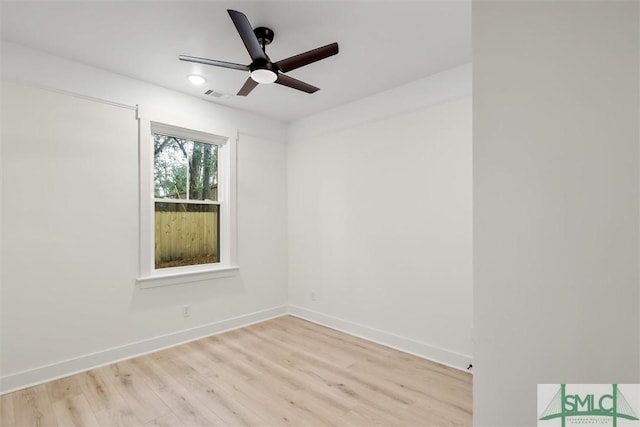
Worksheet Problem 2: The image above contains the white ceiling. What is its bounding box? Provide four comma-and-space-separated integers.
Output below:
1, 1, 471, 122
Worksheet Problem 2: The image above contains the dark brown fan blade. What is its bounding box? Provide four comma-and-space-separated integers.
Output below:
179, 55, 249, 71
275, 74, 319, 93
237, 77, 259, 96
228, 9, 267, 62
276, 42, 339, 73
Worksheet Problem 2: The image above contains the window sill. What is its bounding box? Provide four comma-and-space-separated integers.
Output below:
136, 265, 240, 289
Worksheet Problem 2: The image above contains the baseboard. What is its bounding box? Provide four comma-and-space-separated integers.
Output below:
287, 305, 472, 372
0, 305, 288, 395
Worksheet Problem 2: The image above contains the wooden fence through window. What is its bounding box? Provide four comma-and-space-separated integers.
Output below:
154, 210, 218, 265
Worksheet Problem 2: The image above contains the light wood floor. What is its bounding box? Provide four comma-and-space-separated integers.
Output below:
0, 315, 472, 426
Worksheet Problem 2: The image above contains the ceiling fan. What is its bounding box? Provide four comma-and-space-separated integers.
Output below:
179, 9, 339, 96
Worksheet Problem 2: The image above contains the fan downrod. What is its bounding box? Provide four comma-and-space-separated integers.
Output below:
254, 27, 274, 46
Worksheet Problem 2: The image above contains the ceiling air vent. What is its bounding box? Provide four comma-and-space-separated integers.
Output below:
204, 89, 232, 99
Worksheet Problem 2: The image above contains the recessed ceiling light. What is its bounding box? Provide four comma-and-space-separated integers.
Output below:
187, 74, 207, 85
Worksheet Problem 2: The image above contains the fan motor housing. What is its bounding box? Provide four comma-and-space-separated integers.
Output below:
254, 27, 274, 46
250, 58, 278, 73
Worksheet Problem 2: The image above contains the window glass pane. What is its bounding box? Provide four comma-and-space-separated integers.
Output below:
188, 141, 218, 201
154, 134, 188, 198
154, 202, 220, 269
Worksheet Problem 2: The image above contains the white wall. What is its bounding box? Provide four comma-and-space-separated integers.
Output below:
1, 43, 288, 392
473, 2, 640, 425
287, 67, 473, 369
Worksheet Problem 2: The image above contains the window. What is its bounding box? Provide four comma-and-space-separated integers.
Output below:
137, 119, 237, 288
153, 133, 219, 268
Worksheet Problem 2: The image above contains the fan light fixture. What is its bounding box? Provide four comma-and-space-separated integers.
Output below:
187, 74, 207, 85
179, 9, 339, 96
250, 69, 277, 84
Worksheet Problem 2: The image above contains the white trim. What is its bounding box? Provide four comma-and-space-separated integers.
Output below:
138, 116, 153, 280
137, 113, 238, 285
136, 265, 239, 289
287, 305, 473, 373
0, 305, 288, 395
154, 198, 219, 205
150, 121, 228, 146
27, 87, 137, 112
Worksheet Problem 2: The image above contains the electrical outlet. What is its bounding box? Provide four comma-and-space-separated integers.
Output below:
311, 291, 317, 302
182, 304, 191, 318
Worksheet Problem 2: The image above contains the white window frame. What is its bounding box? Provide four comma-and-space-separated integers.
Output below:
136, 116, 238, 288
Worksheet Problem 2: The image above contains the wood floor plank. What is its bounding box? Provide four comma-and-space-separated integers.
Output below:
1, 391, 16, 427
339, 403, 403, 426
1, 315, 472, 426
12, 384, 58, 427
169, 340, 253, 384
215, 371, 318, 426
352, 356, 472, 417
389, 350, 471, 383
51, 394, 100, 427
134, 354, 228, 427
226, 327, 358, 415
202, 334, 266, 378
405, 396, 472, 426
98, 361, 170, 424
287, 349, 413, 408
149, 347, 268, 426
93, 407, 139, 427
249, 373, 349, 426
268, 316, 395, 362
143, 412, 187, 427
45, 375, 83, 404
235, 325, 368, 411
77, 369, 138, 426
126, 355, 168, 392
257, 319, 360, 368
